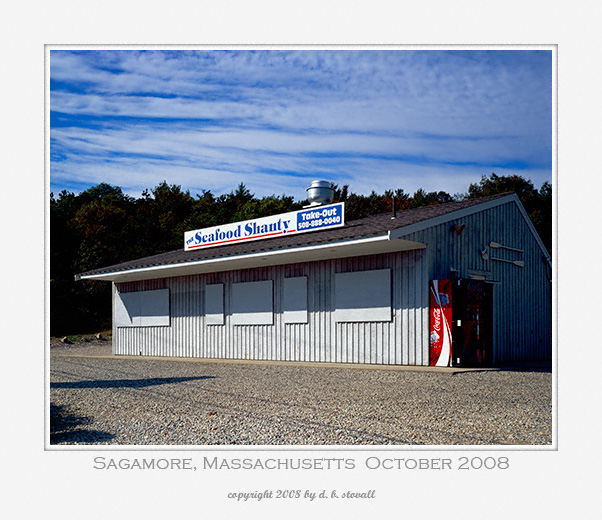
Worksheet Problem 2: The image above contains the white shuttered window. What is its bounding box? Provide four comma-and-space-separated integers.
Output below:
231, 280, 273, 325
334, 269, 392, 322
115, 289, 170, 327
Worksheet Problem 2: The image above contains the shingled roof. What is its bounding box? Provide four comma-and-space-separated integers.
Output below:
77, 192, 514, 281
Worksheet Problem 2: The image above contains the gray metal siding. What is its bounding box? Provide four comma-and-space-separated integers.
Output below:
402, 200, 551, 363
113, 249, 430, 365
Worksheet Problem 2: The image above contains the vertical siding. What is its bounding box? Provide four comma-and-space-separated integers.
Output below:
403, 200, 551, 363
113, 248, 430, 365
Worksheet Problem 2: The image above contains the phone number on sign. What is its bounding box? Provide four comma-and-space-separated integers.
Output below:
298, 216, 342, 230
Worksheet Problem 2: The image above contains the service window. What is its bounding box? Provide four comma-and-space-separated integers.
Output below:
114, 288, 170, 327
334, 269, 392, 322
282, 276, 308, 324
231, 280, 273, 325
205, 283, 224, 325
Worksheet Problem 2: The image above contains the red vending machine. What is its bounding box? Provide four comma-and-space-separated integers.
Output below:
429, 279, 493, 367
429, 279, 453, 367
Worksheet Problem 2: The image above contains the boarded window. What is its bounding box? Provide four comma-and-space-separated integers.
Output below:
205, 283, 224, 325
114, 288, 170, 327
334, 269, 392, 322
231, 280, 273, 325
282, 276, 308, 323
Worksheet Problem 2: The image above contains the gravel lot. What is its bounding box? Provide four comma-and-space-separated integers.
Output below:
49, 340, 553, 446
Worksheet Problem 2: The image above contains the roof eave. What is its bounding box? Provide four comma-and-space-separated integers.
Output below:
77, 233, 426, 283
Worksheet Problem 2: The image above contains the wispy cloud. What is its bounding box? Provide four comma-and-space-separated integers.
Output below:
50, 49, 552, 200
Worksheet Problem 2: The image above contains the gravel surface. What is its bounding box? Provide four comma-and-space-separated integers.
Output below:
49, 340, 553, 446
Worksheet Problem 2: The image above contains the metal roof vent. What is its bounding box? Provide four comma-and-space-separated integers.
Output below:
306, 180, 334, 206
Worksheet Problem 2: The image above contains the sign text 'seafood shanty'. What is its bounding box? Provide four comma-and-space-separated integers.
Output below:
184, 203, 344, 251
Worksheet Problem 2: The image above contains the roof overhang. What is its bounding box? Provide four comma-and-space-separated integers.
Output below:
78, 234, 426, 283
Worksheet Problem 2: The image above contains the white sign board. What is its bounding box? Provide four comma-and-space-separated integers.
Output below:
184, 202, 344, 251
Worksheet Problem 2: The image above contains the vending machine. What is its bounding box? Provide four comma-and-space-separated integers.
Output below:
429, 279, 493, 367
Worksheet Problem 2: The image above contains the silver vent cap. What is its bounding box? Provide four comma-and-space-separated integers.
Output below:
306, 180, 334, 206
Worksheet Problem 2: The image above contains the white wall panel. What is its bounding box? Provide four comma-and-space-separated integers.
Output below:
114, 289, 169, 327
334, 269, 391, 322
231, 280, 273, 325
282, 276, 308, 323
205, 283, 224, 325
139, 289, 170, 326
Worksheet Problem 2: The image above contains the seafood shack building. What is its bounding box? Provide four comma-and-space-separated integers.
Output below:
76, 188, 552, 367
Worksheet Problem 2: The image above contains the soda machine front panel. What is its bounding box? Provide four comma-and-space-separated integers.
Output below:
429, 279, 453, 366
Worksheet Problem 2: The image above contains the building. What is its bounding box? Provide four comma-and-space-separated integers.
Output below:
76, 190, 552, 367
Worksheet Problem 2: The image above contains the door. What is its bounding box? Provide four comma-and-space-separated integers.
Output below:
451, 279, 493, 367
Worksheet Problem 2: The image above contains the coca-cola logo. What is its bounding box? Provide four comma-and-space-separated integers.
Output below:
433, 308, 441, 332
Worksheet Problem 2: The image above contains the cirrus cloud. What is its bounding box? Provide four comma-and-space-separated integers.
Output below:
50, 49, 552, 200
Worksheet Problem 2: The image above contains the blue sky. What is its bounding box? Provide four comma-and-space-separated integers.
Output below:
49, 49, 552, 201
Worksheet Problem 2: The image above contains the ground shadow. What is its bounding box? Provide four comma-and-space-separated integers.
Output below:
50, 375, 215, 389
451, 366, 552, 376
495, 364, 552, 373
50, 403, 115, 444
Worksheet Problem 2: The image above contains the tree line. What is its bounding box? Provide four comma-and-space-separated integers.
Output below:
50, 173, 552, 336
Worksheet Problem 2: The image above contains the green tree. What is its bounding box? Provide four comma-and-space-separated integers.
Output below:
236, 194, 301, 221
133, 181, 196, 255
50, 184, 136, 335
330, 183, 349, 203
410, 188, 453, 208
50, 190, 82, 335
71, 185, 134, 271
184, 189, 220, 231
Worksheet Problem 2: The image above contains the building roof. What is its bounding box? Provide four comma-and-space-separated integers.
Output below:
77, 193, 518, 282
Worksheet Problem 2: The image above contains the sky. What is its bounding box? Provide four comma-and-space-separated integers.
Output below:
49, 49, 553, 202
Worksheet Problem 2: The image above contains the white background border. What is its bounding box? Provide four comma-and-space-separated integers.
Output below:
2, 0, 593, 517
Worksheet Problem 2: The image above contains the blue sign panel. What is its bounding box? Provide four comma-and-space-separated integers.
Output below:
296, 203, 344, 232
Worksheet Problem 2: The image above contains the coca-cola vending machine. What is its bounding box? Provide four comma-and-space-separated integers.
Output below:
429, 279, 492, 367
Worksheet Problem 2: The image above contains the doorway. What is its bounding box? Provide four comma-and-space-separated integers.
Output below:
451, 279, 493, 367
